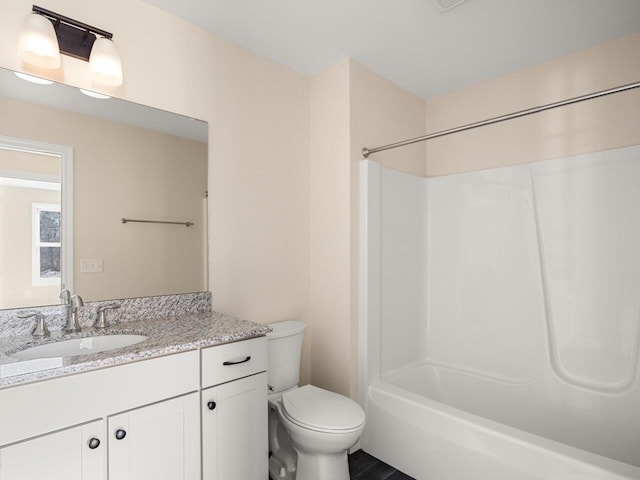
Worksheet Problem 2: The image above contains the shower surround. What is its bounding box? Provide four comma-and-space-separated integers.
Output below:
359, 145, 640, 479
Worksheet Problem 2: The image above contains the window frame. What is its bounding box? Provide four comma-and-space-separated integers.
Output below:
32, 202, 62, 286
0, 135, 74, 293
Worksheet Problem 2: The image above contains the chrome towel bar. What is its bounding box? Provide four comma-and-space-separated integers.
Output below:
121, 218, 194, 227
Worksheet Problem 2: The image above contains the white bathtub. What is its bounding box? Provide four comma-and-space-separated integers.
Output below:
362, 364, 640, 480
359, 155, 640, 479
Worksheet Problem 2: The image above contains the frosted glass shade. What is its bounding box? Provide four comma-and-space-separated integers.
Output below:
17, 13, 61, 69
89, 37, 123, 87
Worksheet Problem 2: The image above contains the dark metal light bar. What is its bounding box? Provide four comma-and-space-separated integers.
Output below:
31, 5, 113, 61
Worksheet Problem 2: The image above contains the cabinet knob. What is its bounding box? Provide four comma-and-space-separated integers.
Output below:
207, 401, 217, 411
88, 437, 101, 449
115, 429, 127, 440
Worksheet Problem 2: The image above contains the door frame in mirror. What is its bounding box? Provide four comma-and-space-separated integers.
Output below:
0, 135, 74, 295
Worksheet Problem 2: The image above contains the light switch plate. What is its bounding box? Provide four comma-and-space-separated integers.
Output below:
80, 258, 103, 273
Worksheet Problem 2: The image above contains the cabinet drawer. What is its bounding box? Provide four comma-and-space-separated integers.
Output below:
201, 337, 267, 388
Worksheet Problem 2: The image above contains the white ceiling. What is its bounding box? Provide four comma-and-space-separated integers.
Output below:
144, 0, 640, 100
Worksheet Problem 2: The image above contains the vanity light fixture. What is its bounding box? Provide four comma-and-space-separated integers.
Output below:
17, 5, 123, 87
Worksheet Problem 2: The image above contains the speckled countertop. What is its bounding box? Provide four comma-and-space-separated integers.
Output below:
0, 310, 271, 389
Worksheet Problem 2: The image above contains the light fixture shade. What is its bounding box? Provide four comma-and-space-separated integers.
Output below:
89, 37, 123, 87
17, 13, 61, 69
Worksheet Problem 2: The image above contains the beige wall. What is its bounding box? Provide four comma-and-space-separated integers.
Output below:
0, 96, 207, 302
425, 33, 640, 176
309, 60, 426, 397
309, 60, 351, 394
350, 62, 427, 177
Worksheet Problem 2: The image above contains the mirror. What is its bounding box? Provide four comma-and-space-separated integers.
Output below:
0, 67, 208, 309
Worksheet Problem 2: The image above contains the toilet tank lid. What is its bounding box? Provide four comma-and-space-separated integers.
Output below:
266, 320, 307, 339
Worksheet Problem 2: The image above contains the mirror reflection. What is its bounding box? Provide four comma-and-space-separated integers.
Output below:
0, 67, 208, 309
0, 145, 63, 308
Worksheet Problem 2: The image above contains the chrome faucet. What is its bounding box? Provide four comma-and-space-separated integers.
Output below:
17, 311, 50, 337
60, 286, 72, 328
94, 303, 121, 329
60, 286, 83, 333
59, 287, 71, 306
64, 294, 84, 333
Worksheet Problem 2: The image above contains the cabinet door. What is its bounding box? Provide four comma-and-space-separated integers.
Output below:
0, 420, 105, 480
202, 372, 268, 480
108, 392, 200, 480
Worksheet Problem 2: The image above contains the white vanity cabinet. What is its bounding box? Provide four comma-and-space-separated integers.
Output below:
0, 350, 200, 480
1, 392, 201, 480
108, 393, 200, 480
201, 337, 268, 480
0, 335, 269, 480
0, 420, 105, 480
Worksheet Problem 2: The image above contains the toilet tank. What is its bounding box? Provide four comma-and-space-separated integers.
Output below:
267, 320, 307, 393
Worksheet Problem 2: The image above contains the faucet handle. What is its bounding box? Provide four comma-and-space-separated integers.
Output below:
94, 303, 121, 329
71, 294, 84, 308
17, 311, 50, 337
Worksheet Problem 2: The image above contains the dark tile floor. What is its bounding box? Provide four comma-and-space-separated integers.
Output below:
348, 449, 415, 480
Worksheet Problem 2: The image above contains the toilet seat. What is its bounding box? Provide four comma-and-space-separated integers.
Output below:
281, 385, 365, 433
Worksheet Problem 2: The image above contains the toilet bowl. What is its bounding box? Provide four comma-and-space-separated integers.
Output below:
267, 321, 366, 480
274, 385, 365, 480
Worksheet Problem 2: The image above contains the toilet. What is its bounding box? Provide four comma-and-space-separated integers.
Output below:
267, 320, 365, 480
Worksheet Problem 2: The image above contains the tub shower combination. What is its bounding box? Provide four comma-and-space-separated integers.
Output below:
359, 145, 640, 479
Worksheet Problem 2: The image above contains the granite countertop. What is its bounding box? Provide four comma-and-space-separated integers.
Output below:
0, 311, 271, 389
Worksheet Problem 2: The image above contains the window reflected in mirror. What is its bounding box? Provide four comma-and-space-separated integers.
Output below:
0, 147, 62, 309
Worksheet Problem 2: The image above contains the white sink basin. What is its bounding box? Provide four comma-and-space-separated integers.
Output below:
12, 335, 148, 360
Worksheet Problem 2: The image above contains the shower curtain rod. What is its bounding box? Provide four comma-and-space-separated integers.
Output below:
361, 80, 640, 159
